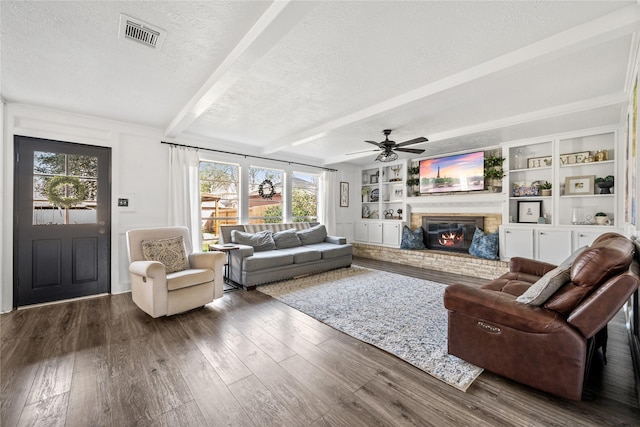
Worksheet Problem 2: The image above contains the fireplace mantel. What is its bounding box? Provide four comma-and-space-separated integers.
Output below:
407, 192, 505, 214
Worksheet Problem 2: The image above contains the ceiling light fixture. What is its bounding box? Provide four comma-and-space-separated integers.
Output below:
376, 151, 398, 162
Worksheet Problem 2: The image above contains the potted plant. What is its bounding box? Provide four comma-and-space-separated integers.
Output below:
539, 181, 552, 196
406, 166, 420, 196
595, 175, 614, 194
595, 211, 610, 225
361, 187, 370, 202
484, 155, 505, 192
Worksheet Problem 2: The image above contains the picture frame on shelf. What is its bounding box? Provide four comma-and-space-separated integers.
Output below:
559, 151, 590, 166
370, 174, 378, 184
527, 156, 552, 168
392, 184, 403, 200
564, 175, 594, 195
517, 200, 543, 223
339, 182, 349, 207
512, 181, 539, 197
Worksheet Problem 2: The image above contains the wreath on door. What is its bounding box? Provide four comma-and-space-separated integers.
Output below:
258, 179, 275, 199
44, 176, 87, 208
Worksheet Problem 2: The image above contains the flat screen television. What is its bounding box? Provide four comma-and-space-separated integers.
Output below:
419, 151, 485, 194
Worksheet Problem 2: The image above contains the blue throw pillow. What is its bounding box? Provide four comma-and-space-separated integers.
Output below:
468, 227, 499, 260
400, 226, 426, 250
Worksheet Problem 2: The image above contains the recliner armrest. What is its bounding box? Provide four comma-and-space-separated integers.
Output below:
568, 268, 640, 338
129, 260, 165, 278
510, 257, 556, 277
325, 235, 346, 245
444, 284, 564, 333
189, 251, 225, 269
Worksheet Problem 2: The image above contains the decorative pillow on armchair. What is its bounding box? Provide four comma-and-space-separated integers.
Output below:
468, 227, 499, 260
141, 236, 190, 274
400, 226, 426, 249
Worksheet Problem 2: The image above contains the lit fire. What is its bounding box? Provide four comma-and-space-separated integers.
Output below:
438, 232, 464, 247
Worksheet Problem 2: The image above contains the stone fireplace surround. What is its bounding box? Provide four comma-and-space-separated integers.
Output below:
352, 212, 507, 280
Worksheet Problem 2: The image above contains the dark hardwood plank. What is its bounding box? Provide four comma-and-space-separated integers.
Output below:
227, 375, 300, 427
65, 298, 112, 427
16, 392, 68, 427
224, 333, 329, 424
176, 350, 255, 427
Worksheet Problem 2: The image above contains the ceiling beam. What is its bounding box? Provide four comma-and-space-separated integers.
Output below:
263, 4, 640, 156
164, 0, 315, 138
321, 93, 628, 165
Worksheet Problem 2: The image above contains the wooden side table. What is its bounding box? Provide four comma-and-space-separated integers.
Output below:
209, 244, 240, 290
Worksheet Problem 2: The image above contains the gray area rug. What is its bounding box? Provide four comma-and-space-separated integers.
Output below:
258, 266, 482, 392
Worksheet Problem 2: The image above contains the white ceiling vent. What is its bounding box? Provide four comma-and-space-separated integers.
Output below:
119, 14, 166, 49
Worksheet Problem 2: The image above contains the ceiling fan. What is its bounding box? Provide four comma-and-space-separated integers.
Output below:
348, 129, 428, 162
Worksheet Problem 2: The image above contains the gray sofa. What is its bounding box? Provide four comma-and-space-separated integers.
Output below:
219, 223, 352, 289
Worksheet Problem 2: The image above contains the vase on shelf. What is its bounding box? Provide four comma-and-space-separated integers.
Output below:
514, 149, 525, 170
596, 181, 614, 194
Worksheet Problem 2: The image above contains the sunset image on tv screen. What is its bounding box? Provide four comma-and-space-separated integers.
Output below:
419, 151, 485, 194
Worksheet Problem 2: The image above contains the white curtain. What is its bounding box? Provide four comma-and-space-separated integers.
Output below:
168, 146, 201, 250
320, 170, 337, 234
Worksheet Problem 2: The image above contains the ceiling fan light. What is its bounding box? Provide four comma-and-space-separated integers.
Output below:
376, 151, 398, 162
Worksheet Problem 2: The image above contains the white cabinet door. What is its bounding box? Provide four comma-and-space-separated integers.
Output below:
369, 221, 383, 244
573, 230, 603, 249
501, 227, 534, 260
355, 222, 369, 242
536, 229, 572, 265
382, 223, 401, 246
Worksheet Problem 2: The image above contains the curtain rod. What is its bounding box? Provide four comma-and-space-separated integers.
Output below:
161, 141, 337, 172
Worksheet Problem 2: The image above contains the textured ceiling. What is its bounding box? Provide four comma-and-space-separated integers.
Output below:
1, 1, 638, 167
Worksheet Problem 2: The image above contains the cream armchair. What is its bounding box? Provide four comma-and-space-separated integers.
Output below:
126, 226, 225, 318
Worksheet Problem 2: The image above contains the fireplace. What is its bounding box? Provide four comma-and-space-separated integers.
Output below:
422, 215, 484, 253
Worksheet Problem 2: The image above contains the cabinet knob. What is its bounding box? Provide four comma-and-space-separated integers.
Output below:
505, 231, 510, 234
579, 234, 585, 237
540, 232, 546, 235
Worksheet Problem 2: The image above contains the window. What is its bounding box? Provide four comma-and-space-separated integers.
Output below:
199, 161, 239, 247
33, 151, 97, 225
249, 166, 283, 224
292, 172, 318, 222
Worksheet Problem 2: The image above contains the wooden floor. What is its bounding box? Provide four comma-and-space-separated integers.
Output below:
2, 258, 639, 426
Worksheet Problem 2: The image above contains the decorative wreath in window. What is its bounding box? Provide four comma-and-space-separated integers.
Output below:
44, 176, 87, 208
258, 179, 275, 199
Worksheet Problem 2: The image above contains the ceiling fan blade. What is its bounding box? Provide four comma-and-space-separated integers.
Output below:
346, 149, 380, 155
396, 137, 428, 147
395, 148, 425, 154
364, 140, 381, 146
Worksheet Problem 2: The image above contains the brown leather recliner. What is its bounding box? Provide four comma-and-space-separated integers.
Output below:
444, 232, 639, 400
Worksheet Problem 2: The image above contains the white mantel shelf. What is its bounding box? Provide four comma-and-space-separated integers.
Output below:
407, 192, 506, 209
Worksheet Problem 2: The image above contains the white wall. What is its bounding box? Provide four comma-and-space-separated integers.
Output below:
1, 104, 168, 312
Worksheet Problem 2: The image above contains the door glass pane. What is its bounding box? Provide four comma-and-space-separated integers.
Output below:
34, 151, 65, 175
32, 151, 98, 225
69, 154, 98, 177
